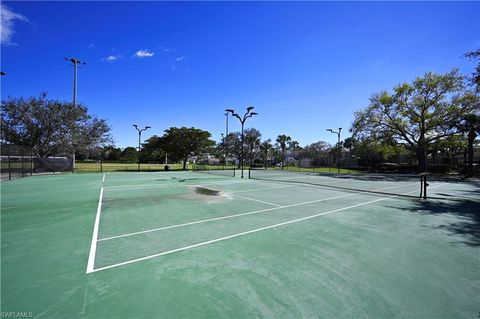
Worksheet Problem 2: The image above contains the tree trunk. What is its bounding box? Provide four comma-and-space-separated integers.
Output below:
416, 146, 427, 173
250, 147, 253, 167
281, 148, 285, 169
467, 131, 476, 177
183, 156, 188, 170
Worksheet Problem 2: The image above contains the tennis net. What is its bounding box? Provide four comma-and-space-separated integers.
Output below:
192, 165, 236, 177
248, 168, 428, 199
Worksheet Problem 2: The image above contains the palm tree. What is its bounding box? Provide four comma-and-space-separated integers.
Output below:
244, 128, 261, 167
276, 134, 291, 169
259, 139, 272, 169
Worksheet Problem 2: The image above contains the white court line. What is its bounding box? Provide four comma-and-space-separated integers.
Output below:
230, 193, 282, 207
232, 185, 293, 193
97, 182, 416, 242
89, 184, 445, 273
97, 192, 358, 242
86, 187, 104, 274
103, 178, 246, 190
102, 173, 105, 182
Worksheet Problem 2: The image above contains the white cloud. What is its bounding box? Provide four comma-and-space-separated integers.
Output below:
175, 56, 186, 62
134, 49, 154, 58
1, 4, 29, 46
102, 55, 121, 62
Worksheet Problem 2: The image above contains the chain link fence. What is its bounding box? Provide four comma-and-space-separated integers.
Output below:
1, 144, 75, 181
0, 144, 34, 181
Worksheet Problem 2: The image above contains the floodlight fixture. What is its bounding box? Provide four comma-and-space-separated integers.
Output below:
133, 125, 151, 171
0, 71, 6, 76
326, 127, 343, 173
226, 106, 259, 178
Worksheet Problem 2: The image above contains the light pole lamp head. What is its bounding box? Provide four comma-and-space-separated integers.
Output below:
250, 112, 258, 116
247, 106, 254, 112
225, 108, 234, 114
145, 126, 151, 130
0, 71, 6, 76
326, 129, 333, 132
133, 124, 138, 129
339, 127, 342, 132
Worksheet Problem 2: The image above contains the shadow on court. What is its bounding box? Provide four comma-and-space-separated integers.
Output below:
389, 183, 480, 247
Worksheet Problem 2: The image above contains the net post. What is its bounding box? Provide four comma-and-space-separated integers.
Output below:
423, 175, 428, 200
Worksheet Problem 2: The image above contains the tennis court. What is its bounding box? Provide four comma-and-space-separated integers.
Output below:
1, 170, 479, 318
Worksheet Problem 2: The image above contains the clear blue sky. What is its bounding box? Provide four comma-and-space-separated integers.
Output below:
1, 1, 479, 148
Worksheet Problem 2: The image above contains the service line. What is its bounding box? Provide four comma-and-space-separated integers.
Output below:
97, 182, 417, 242
89, 184, 444, 274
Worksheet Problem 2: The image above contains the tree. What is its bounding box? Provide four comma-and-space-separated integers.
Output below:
1, 93, 112, 157
244, 128, 261, 166
259, 139, 272, 169
276, 134, 291, 169
220, 132, 243, 167
351, 70, 478, 172
299, 141, 330, 166
458, 113, 480, 177
288, 140, 300, 166
102, 145, 122, 161
343, 137, 355, 168
141, 135, 165, 163
464, 49, 480, 92
119, 147, 138, 162
158, 127, 215, 170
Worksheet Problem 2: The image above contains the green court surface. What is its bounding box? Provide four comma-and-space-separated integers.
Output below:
1, 171, 479, 318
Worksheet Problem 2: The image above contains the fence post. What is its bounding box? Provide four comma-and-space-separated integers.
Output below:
30, 148, 34, 176
7, 144, 11, 181
21, 146, 25, 177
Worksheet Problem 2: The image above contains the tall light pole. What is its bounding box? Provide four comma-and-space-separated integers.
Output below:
65, 57, 86, 107
221, 133, 225, 166
133, 124, 151, 172
326, 127, 342, 173
224, 111, 230, 137
65, 57, 86, 170
226, 106, 258, 178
